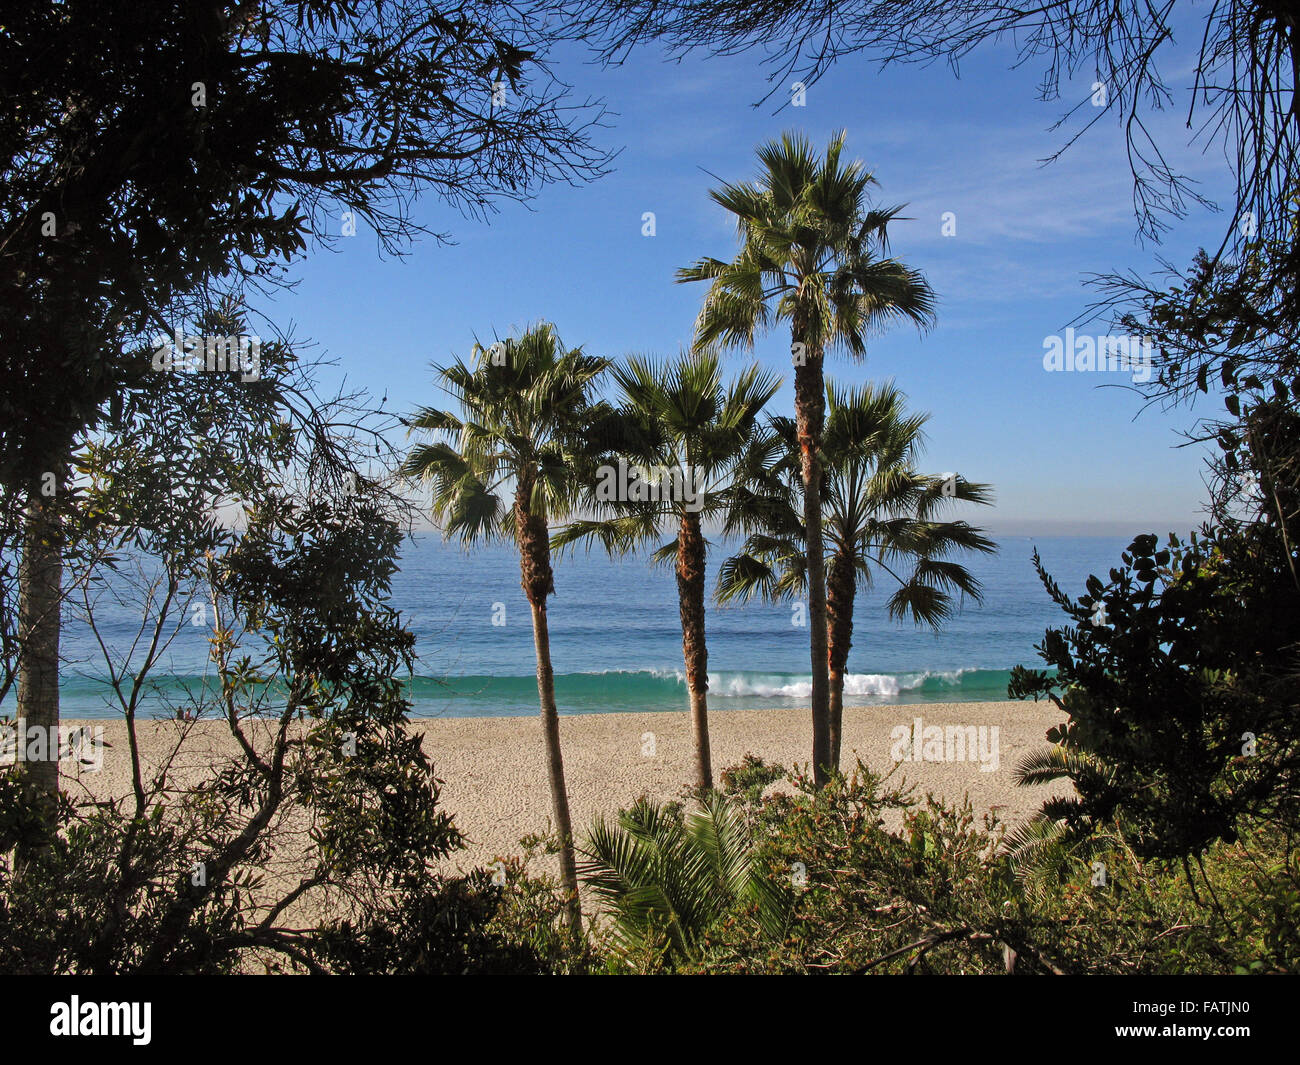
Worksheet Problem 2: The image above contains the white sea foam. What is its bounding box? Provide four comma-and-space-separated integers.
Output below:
695, 668, 979, 699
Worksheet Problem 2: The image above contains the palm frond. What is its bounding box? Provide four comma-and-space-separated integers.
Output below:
578, 793, 789, 969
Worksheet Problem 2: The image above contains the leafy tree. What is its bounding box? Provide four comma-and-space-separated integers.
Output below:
0, 373, 531, 973
0, 0, 610, 809
1, 0, 610, 489
1003, 745, 1126, 902
680, 131, 935, 784
1005, 194, 1300, 926
402, 323, 608, 938
1098, 204, 1300, 574
0, 298, 384, 808
1009, 529, 1300, 863
554, 350, 781, 791
0, 494, 508, 973
720, 380, 993, 767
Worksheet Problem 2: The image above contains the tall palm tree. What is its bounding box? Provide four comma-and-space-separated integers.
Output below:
680, 129, 936, 785
720, 380, 995, 769
402, 323, 607, 938
554, 350, 781, 791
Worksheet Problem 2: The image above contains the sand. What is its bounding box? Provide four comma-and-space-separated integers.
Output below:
60, 700, 1069, 877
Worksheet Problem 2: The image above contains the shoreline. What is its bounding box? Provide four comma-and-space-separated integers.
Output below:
40, 666, 1027, 721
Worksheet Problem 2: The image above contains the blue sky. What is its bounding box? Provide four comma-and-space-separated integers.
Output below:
267, 20, 1236, 536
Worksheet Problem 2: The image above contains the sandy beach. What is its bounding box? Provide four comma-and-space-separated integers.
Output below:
61, 699, 1069, 877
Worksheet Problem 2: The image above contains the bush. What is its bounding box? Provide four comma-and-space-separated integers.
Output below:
594, 758, 1300, 975
1009, 528, 1300, 859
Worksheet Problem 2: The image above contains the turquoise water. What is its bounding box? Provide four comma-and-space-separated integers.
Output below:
35, 534, 1139, 718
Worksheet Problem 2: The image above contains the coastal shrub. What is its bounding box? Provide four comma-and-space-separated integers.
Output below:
995, 209, 1300, 969
578, 790, 792, 972
719, 753, 787, 807
645, 759, 1299, 974
0, 497, 536, 974
1008, 525, 1300, 860
689, 762, 1036, 974
480, 835, 599, 975
0, 775, 567, 975
313, 871, 555, 976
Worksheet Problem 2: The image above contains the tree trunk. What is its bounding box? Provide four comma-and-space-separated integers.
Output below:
792, 331, 831, 785
676, 511, 712, 792
516, 488, 582, 939
826, 549, 857, 771
17, 489, 64, 802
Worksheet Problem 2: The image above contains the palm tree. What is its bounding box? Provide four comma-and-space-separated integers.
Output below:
719, 380, 995, 769
554, 350, 781, 791
680, 129, 936, 785
402, 322, 607, 938
1006, 745, 1124, 902
579, 791, 789, 970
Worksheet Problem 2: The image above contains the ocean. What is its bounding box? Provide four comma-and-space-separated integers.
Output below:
32, 534, 1139, 719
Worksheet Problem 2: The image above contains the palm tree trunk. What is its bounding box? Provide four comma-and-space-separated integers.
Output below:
792, 330, 831, 785
826, 550, 857, 771
516, 490, 582, 939
17, 489, 63, 802
676, 511, 712, 791
527, 599, 582, 938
